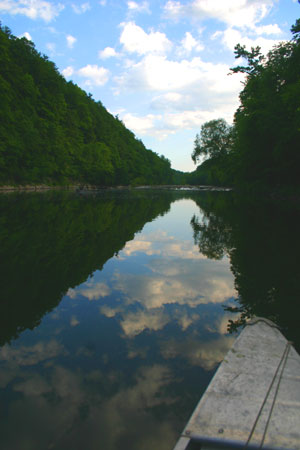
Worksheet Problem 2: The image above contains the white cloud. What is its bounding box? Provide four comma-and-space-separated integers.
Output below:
163, 0, 182, 21
127, 1, 150, 14
77, 64, 110, 86
119, 111, 183, 140
62, 65, 74, 77
71, 2, 90, 14
255, 23, 282, 35
117, 53, 244, 138
120, 22, 172, 55
66, 34, 76, 48
99, 46, 118, 59
221, 27, 280, 55
162, 110, 214, 129
62, 62, 111, 85
164, 0, 275, 30
177, 31, 204, 55
19, 31, 32, 40
122, 113, 160, 135
117, 54, 242, 93
122, 106, 238, 140
0, 0, 64, 22
161, 92, 182, 103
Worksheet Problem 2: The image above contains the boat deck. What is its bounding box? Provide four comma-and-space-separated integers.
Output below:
173, 318, 300, 450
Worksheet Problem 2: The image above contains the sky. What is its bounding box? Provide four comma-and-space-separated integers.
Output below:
1, 0, 299, 172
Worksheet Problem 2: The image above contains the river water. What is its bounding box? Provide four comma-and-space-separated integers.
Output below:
0, 189, 299, 450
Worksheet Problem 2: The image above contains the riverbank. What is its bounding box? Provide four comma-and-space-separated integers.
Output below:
0, 184, 232, 193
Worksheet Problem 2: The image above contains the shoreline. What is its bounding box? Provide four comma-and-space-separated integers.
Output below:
0, 184, 232, 193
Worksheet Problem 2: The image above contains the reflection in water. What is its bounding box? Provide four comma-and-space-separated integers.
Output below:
191, 192, 300, 349
0, 191, 236, 450
0, 190, 173, 345
1, 189, 298, 449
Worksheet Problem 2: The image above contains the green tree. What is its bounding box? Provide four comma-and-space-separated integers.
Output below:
0, 23, 175, 186
231, 14, 300, 188
291, 0, 300, 40
192, 119, 233, 164
230, 44, 265, 76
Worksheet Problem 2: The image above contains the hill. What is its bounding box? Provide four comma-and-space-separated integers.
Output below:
0, 23, 174, 186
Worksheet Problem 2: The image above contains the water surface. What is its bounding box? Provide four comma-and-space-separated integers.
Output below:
0, 189, 299, 450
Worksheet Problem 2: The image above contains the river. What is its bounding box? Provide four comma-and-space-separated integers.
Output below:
0, 189, 299, 450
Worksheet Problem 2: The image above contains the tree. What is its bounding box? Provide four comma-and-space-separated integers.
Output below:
230, 44, 265, 76
191, 119, 233, 164
0, 23, 176, 186
291, 0, 300, 40
230, 14, 300, 187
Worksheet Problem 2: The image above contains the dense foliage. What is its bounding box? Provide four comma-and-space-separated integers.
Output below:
190, 13, 300, 190
191, 119, 233, 163
231, 32, 300, 187
0, 24, 173, 186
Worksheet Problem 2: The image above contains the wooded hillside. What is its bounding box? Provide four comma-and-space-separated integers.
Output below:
0, 23, 173, 186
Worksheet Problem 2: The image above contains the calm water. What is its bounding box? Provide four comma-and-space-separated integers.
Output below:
0, 189, 299, 450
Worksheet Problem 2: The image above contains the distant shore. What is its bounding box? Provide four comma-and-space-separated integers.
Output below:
0, 184, 232, 192
0, 184, 232, 193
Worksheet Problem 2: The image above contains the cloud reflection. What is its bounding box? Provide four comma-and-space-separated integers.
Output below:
67, 281, 111, 301
0, 358, 179, 450
0, 339, 67, 367
121, 230, 207, 260
119, 308, 169, 337
95, 224, 237, 339
161, 334, 235, 371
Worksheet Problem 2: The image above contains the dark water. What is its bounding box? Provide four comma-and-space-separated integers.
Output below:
0, 189, 299, 450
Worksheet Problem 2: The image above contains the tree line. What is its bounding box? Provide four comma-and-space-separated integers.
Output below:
188, 11, 300, 191
1, 12, 299, 189
0, 23, 175, 186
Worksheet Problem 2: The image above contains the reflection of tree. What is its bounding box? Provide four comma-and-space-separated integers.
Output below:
191, 213, 231, 260
0, 189, 229, 347
191, 192, 300, 350
0, 190, 176, 346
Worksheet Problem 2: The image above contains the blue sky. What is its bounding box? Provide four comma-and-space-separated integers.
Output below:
1, 0, 299, 172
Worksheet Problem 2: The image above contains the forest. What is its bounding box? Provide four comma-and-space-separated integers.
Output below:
189, 12, 300, 191
0, 12, 299, 189
0, 23, 174, 186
